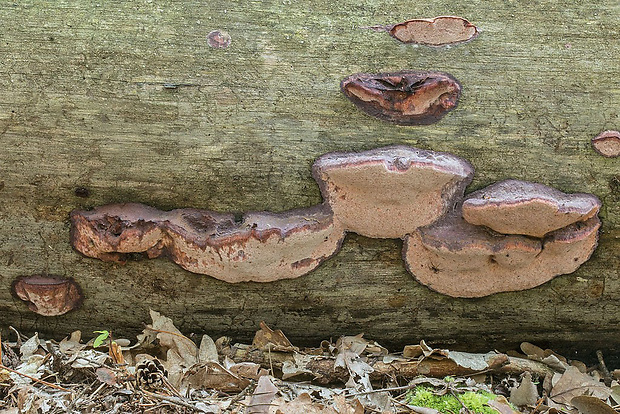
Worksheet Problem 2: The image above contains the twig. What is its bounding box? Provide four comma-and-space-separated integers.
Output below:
596, 350, 612, 387
141, 389, 204, 412
0, 364, 71, 392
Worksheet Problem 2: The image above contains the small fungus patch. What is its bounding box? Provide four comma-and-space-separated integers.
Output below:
592, 130, 620, 158
341, 71, 462, 125
12, 275, 83, 316
207, 30, 231, 49
386, 16, 479, 47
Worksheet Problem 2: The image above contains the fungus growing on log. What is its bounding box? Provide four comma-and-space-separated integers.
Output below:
403, 214, 601, 297
591, 130, 620, 158
387, 16, 479, 47
462, 180, 601, 238
12, 275, 83, 316
340, 71, 461, 125
70, 203, 345, 283
312, 146, 474, 238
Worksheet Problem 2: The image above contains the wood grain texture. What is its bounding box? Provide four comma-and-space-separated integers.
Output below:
0, 0, 618, 354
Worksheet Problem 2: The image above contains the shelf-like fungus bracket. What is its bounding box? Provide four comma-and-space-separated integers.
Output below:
403, 214, 601, 297
340, 71, 462, 125
12, 275, 83, 316
70, 203, 345, 283
312, 146, 474, 238
462, 180, 601, 238
387, 16, 479, 47
591, 130, 620, 158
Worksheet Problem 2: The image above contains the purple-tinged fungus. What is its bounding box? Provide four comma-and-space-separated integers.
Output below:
462, 180, 601, 238
312, 146, 474, 238
387, 16, 479, 47
591, 130, 620, 158
341, 71, 461, 125
70, 204, 345, 283
12, 275, 83, 316
207, 30, 232, 49
403, 213, 600, 297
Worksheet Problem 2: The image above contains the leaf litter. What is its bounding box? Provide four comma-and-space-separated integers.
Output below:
0, 311, 619, 414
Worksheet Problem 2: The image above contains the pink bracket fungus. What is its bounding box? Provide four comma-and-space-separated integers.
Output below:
340, 71, 462, 125
591, 130, 620, 158
461, 180, 601, 238
312, 145, 474, 238
403, 213, 601, 298
70, 203, 345, 283
12, 275, 83, 316
387, 16, 479, 47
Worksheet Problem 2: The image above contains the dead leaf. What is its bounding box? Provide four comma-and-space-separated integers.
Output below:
147, 310, 198, 367
403, 344, 423, 359
181, 361, 250, 393
253, 321, 295, 351
488, 395, 520, 414
387, 16, 479, 47
510, 372, 539, 406
228, 361, 268, 380
333, 394, 364, 414
247, 375, 279, 414
407, 406, 442, 414
59, 331, 85, 354
281, 353, 315, 379
521, 342, 545, 360
550, 366, 612, 405
95, 367, 117, 386
19, 334, 40, 360
570, 395, 616, 414
275, 393, 338, 414
199, 334, 218, 363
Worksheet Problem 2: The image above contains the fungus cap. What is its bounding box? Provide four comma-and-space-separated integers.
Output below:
12, 275, 83, 316
313, 145, 474, 238
462, 180, 601, 238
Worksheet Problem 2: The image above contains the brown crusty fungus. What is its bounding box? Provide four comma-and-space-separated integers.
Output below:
462, 180, 601, 238
70, 203, 345, 283
387, 16, 479, 47
312, 145, 474, 238
340, 71, 462, 125
591, 130, 620, 158
12, 275, 83, 316
403, 213, 601, 297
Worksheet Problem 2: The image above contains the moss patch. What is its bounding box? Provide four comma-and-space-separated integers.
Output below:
406, 386, 499, 414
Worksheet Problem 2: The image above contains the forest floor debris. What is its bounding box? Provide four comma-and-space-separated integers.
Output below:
1, 310, 619, 414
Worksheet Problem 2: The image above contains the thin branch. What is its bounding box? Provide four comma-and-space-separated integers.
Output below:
0, 364, 71, 392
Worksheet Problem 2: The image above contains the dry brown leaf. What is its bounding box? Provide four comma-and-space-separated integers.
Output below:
95, 367, 117, 386
247, 375, 279, 414
228, 361, 268, 380
147, 310, 198, 368
59, 331, 85, 354
387, 16, 479, 46
403, 344, 423, 359
510, 372, 539, 406
198, 334, 218, 363
253, 321, 295, 351
275, 393, 338, 414
570, 395, 616, 414
521, 342, 545, 360
550, 366, 612, 405
182, 361, 250, 392
333, 394, 364, 414
488, 395, 520, 414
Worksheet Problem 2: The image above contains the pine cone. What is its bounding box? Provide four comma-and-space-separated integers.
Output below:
135, 358, 168, 390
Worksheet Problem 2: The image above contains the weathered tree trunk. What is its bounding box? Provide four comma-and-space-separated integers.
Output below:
0, 1, 618, 356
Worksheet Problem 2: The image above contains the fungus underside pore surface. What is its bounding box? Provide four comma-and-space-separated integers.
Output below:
69, 146, 601, 298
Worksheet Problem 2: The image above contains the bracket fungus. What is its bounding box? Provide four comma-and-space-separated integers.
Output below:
312, 146, 474, 238
403, 213, 601, 297
387, 16, 479, 47
12, 275, 83, 316
340, 71, 461, 125
591, 130, 620, 158
70, 146, 601, 295
70, 203, 345, 283
462, 180, 601, 238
